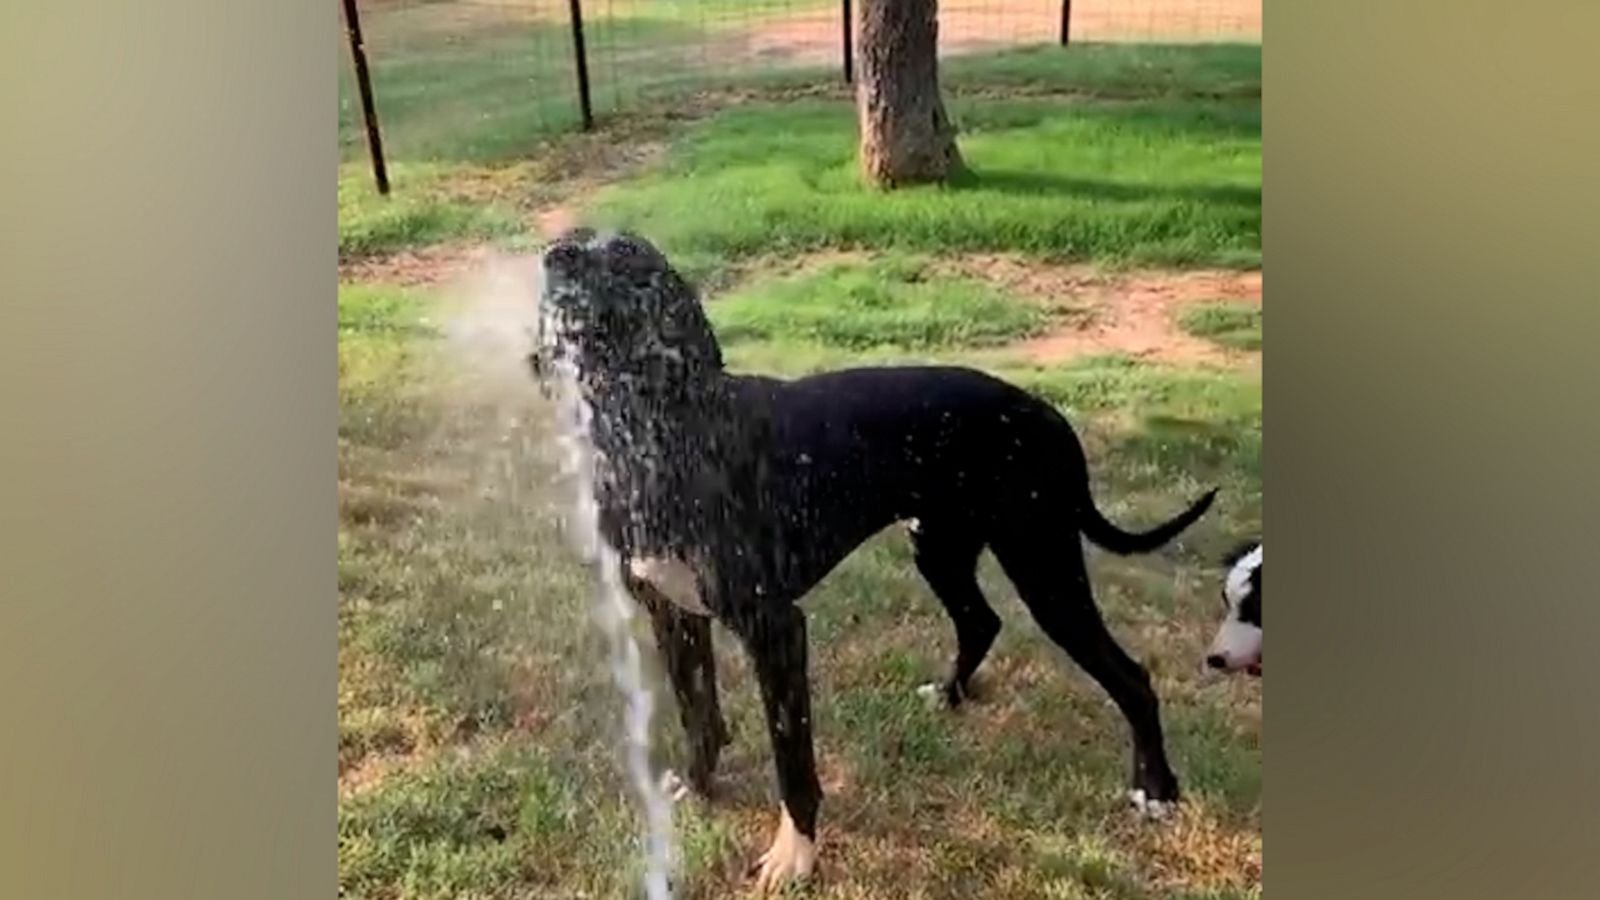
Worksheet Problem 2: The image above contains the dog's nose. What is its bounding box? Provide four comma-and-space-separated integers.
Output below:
1205, 654, 1227, 670
554, 226, 596, 245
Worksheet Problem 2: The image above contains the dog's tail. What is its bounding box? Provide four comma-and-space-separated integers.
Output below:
1079, 487, 1218, 555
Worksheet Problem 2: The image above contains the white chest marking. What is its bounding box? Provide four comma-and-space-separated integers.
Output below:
629, 555, 711, 616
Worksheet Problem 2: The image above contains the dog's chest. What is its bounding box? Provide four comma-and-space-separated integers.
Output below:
629, 555, 712, 616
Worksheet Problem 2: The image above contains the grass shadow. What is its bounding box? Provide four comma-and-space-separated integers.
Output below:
951, 167, 1260, 208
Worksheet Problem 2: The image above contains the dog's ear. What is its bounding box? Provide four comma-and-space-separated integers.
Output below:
1221, 540, 1260, 568
663, 287, 725, 372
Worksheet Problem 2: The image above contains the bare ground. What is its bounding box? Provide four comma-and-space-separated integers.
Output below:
934, 255, 1262, 367
707, 251, 1262, 367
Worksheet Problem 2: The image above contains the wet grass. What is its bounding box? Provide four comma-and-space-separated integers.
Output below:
337, 277, 1261, 899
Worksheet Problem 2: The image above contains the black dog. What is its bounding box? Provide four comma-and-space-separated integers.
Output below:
1207, 541, 1262, 676
536, 231, 1217, 891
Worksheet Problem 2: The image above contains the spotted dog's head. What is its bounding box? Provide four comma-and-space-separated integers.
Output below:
1206, 541, 1261, 676
536, 229, 723, 390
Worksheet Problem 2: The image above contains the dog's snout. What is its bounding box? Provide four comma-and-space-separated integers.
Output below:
1205, 654, 1227, 670
554, 226, 596, 246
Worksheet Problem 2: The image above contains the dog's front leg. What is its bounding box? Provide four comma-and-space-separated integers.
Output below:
736, 605, 822, 893
628, 574, 730, 797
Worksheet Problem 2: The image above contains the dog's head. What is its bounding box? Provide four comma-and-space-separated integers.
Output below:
1206, 541, 1261, 676
536, 229, 723, 388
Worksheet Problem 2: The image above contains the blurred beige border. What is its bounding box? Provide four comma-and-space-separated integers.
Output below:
0, 2, 334, 898
5, 1, 1600, 898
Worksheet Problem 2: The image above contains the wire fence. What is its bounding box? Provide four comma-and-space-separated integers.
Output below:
340, 0, 1260, 169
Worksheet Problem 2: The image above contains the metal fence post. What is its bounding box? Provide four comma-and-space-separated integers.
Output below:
340, 0, 389, 195
567, 0, 594, 130
842, 0, 854, 84
1059, 0, 1072, 46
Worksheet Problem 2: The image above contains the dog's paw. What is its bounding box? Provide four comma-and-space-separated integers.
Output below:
916, 680, 966, 710
1128, 788, 1176, 822
747, 806, 816, 894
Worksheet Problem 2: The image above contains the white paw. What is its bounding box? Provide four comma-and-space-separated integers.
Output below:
658, 769, 690, 803
1128, 788, 1174, 821
915, 682, 946, 710
750, 805, 816, 893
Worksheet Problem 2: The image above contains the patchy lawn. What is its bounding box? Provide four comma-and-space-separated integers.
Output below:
590, 96, 1259, 267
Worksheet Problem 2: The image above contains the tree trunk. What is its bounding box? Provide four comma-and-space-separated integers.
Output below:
856, 0, 963, 188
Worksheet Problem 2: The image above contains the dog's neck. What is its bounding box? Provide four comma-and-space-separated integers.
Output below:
579, 362, 731, 458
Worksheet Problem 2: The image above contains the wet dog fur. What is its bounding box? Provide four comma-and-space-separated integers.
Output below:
535, 230, 1218, 889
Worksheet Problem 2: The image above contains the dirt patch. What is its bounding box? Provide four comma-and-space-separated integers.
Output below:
534, 203, 581, 238
343, 243, 1259, 367
934, 255, 1261, 367
715, 251, 1261, 367
340, 243, 501, 287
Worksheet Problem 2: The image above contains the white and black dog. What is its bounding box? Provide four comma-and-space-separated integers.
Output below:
1206, 541, 1261, 676
534, 231, 1218, 891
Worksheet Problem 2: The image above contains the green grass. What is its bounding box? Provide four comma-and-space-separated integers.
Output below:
592, 97, 1259, 267
943, 43, 1263, 99
709, 255, 1057, 351
1177, 301, 1262, 351
343, 22, 1258, 165
340, 0, 829, 163
338, 165, 525, 258
342, 12, 683, 163
339, 41, 1260, 262
337, 271, 1262, 898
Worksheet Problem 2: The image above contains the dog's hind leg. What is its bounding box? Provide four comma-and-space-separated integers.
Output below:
911, 527, 999, 708
731, 605, 821, 892
632, 577, 730, 798
991, 533, 1181, 819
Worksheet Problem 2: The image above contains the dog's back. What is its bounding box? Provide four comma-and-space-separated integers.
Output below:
737, 364, 1084, 521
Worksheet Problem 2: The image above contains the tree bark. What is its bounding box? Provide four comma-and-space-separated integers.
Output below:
855, 0, 963, 188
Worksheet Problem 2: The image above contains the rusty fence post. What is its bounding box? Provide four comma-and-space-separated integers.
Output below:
568, 0, 594, 130
842, 0, 854, 84
341, 0, 389, 195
